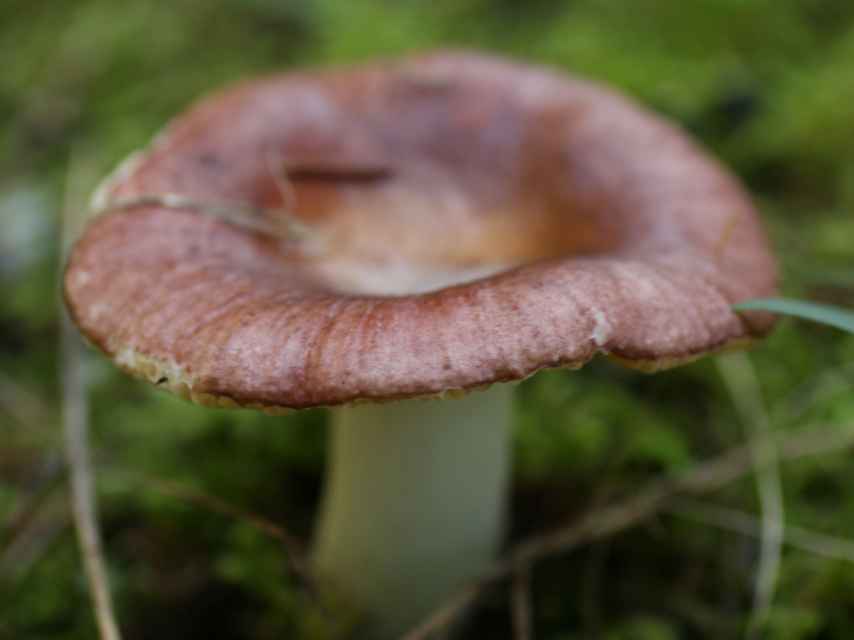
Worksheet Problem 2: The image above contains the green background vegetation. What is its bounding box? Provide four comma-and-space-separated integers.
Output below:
2, 1, 854, 638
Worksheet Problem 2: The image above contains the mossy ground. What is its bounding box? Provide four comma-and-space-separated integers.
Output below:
2, 1, 854, 638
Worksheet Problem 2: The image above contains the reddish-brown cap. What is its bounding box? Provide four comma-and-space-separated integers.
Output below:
64, 51, 777, 411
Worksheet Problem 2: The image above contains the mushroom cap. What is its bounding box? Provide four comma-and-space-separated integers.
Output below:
64, 51, 777, 411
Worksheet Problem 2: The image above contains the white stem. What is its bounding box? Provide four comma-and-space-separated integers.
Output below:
312, 384, 514, 638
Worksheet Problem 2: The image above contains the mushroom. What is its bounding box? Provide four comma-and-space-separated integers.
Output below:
63, 51, 777, 637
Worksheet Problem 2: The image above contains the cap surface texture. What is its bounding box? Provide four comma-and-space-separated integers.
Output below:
64, 51, 778, 410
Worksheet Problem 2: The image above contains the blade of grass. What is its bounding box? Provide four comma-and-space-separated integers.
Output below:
734, 298, 854, 333
717, 352, 783, 639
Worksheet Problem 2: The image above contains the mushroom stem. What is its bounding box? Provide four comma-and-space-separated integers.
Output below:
313, 384, 514, 637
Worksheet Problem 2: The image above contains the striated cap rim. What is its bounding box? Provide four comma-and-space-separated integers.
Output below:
64, 51, 778, 411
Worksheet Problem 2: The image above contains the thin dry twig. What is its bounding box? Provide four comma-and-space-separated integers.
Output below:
772, 361, 854, 428
0, 371, 53, 431
263, 150, 324, 249
138, 474, 312, 583
1, 453, 63, 549
0, 488, 69, 581
264, 148, 297, 213
511, 564, 533, 640
91, 194, 285, 237
91, 190, 319, 248
717, 352, 783, 638
402, 424, 854, 640
667, 497, 854, 564
714, 210, 744, 262
61, 148, 123, 640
